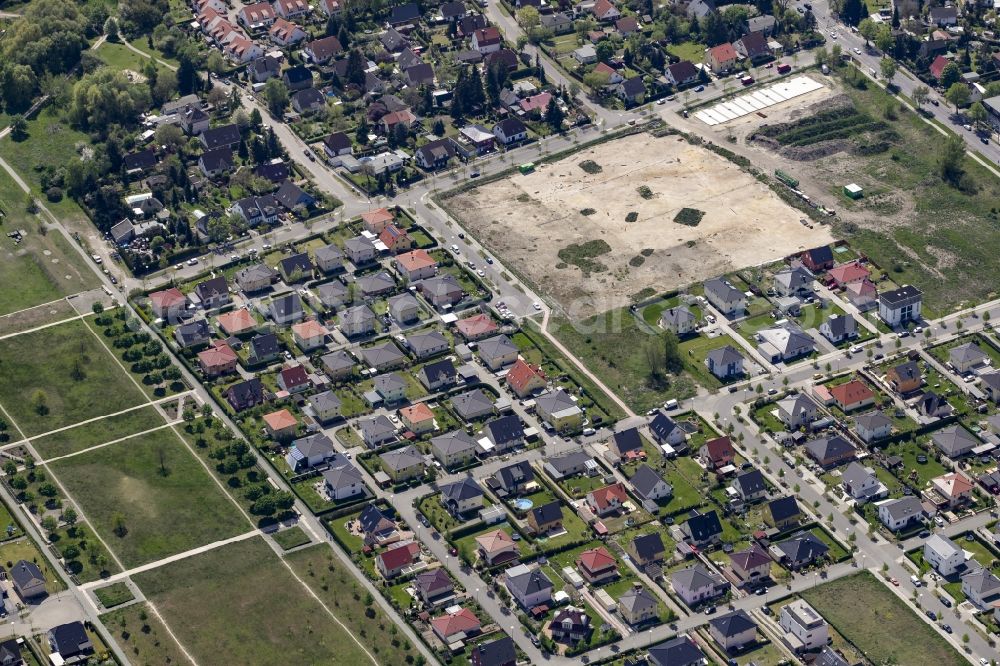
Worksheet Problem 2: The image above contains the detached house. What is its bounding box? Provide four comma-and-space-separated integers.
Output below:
431, 431, 477, 469
734, 31, 771, 62
226, 378, 264, 412
698, 436, 735, 470
829, 379, 874, 412
471, 27, 502, 54
706, 42, 739, 73
704, 277, 746, 317
505, 358, 547, 396
681, 509, 723, 547
804, 435, 856, 469
841, 462, 887, 503
729, 544, 772, 587
878, 496, 924, 532
586, 483, 628, 517
576, 546, 618, 584
671, 565, 727, 606
705, 346, 744, 381
665, 60, 699, 87
527, 501, 563, 535
855, 410, 893, 443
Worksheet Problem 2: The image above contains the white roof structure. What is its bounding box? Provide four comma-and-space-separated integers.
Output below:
695, 76, 825, 126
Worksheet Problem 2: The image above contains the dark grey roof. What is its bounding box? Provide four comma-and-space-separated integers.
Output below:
684, 510, 722, 542
879, 285, 922, 306
469, 637, 516, 666
815, 646, 851, 666
709, 609, 756, 638
776, 531, 829, 562
766, 495, 800, 523
414, 568, 452, 595
631, 532, 665, 560
322, 463, 363, 491
321, 350, 355, 373
431, 430, 477, 456
324, 131, 352, 152
48, 621, 91, 658
380, 444, 423, 471
648, 636, 705, 666
706, 345, 744, 367
275, 180, 315, 210
250, 333, 280, 357
195, 275, 228, 302
10, 559, 43, 589
529, 500, 563, 525
358, 271, 396, 295
613, 427, 643, 454
292, 432, 334, 459
199, 147, 234, 172
495, 460, 533, 489
803, 245, 834, 265
201, 124, 241, 150
485, 414, 523, 445
407, 329, 448, 356
420, 358, 456, 385
804, 435, 856, 462
176, 319, 210, 344
389, 2, 420, 23
440, 476, 483, 502
855, 410, 892, 431
271, 292, 303, 319
292, 87, 325, 110
124, 148, 157, 171
255, 161, 289, 184
310, 390, 342, 415
648, 411, 681, 442
477, 334, 517, 363
358, 504, 394, 534
506, 566, 553, 598
823, 314, 856, 338
279, 252, 312, 277
494, 117, 527, 136
450, 388, 493, 418
733, 469, 766, 496
547, 451, 592, 475
361, 341, 406, 368
282, 65, 312, 85
630, 464, 669, 499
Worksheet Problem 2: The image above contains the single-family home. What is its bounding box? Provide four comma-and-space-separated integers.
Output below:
923, 533, 965, 575
432, 607, 481, 644
648, 411, 687, 447
455, 313, 498, 342
417, 274, 465, 309
671, 565, 728, 606
548, 606, 591, 645
395, 249, 437, 282
505, 357, 547, 396
376, 541, 421, 579
705, 345, 745, 381
757, 323, 815, 363
630, 464, 673, 503
431, 431, 478, 469
586, 483, 628, 517
960, 568, 1000, 609
841, 462, 887, 503
887, 360, 922, 394
194, 275, 230, 310
478, 335, 520, 371
450, 389, 494, 421
174, 319, 211, 348
526, 501, 563, 535
470, 637, 516, 666
340, 305, 376, 338
933, 425, 980, 459
399, 402, 435, 435
709, 610, 757, 652
535, 389, 584, 432
931, 472, 975, 508
704, 277, 746, 317
706, 42, 739, 73
284, 433, 336, 472
647, 636, 707, 666
359, 414, 398, 448
734, 31, 771, 62
731, 469, 767, 502
877, 496, 924, 532
774, 532, 829, 569
304, 35, 343, 64
779, 600, 828, 651
629, 533, 666, 567
660, 306, 696, 335
248, 333, 281, 365
773, 266, 814, 297
804, 435, 856, 468
764, 495, 802, 530
618, 584, 659, 626
665, 60, 699, 87
728, 544, 772, 587
309, 390, 343, 424
236, 264, 278, 293
484, 414, 524, 452
269, 292, 304, 326
263, 409, 297, 439
373, 373, 407, 404
476, 529, 519, 566
949, 342, 989, 374
698, 436, 735, 470
47, 622, 94, 663
291, 319, 328, 351
380, 445, 425, 482
681, 509, 723, 547
801, 246, 834, 272
854, 410, 893, 443
198, 340, 238, 377
10, 560, 46, 600
345, 236, 377, 265
150, 287, 187, 320
418, 358, 456, 392
414, 568, 454, 608
576, 546, 618, 584
493, 460, 534, 496
321, 350, 355, 380
820, 314, 858, 345
829, 379, 875, 412
493, 117, 529, 146
440, 477, 484, 516
505, 564, 553, 608
777, 394, 820, 430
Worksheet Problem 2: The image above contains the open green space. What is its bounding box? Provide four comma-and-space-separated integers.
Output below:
801, 571, 965, 666
102, 601, 197, 666
285, 544, 420, 665
272, 525, 311, 551
0, 498, 21, 542
94, 581, 135, 608
826, 72, 1000, 313
49, 430, 248, 567
134, 537, 378, 665
31, 405, 166, 459
0, 318, 147, 436
96, 42, 170, 76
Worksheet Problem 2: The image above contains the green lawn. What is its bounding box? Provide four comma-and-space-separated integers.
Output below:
101, 602, 191, 666
96, 42, 171, 75
134, 537, 379, 665
0, 538, 66, 593
49, 430, 249, 567
272, 526, 312, 551
801, 571, 965, 666
678, 331, 746, 388
0, 318, 147, 436
0, 107, 92, 223
94, 581, 135, 608
667, 41, 706, 63
31, 405, 166, 459
882, 439, 948, 489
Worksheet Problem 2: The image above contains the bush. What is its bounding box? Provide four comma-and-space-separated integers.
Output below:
636, 185, 654, 199
578, 159, 602, 174
674, 208, 705, 226
45, 186, 64, 202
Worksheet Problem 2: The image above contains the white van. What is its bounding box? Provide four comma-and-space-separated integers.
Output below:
664, 399, 679, 410
910, 575, 921, 587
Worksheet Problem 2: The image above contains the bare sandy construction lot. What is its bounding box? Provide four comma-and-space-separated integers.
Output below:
447, 132, 831, 316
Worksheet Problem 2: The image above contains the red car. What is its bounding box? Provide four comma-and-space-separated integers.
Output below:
890, 577, 899, 586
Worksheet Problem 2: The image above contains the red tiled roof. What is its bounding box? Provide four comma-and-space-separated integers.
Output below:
455, 313, 498, 339
292, 319, 328, 339
431, 607, 480, 639
378, 541, 420, 570
474, 27, 501, 44
379, 224, 410, 246
519, 92, 552, 113
593, 0, 617, 18
400, 402, 434, 423
709, 42, 738, 63
217, 308, 256, 335
506, 358, 546, 394
475, 529, 514, 554
587, 483, 627, 510
362, 207, 394, 227
396, 249, 436, 273
929, 55, 950, 80
577, 546, 616, 573
593, 62, 617, 77
704, 436, 735, 461
828, 261, 869, 285
829, 379, 874, 406
150, 288, 186, 310
198, 340, 237, 369
263, 409, 297, 431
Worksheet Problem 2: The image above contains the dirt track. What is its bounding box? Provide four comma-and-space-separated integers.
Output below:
449, 132, 831, 316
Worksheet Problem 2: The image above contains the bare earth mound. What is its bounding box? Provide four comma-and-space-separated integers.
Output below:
448, 132, 831, 316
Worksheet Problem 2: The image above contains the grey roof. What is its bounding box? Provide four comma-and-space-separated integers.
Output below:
374, 372, 407, 395
960, 567, 1000, 596
477, 334, 517, 363
879, 284, 922, 306
804, 435, 856, 462
431, 430, 478, 456
815, 646, 851, 666
419, 274, 463, 300
440, 477, 483, 503
407, 330, 448, 356
420, 358, 456, 385
890, 360, 921, 383
980, 372, 1000, 391
613, 427, 644, 453
271, 292, 303, 319
618, 584, 658, 614
932, 425, 980, 457
345, 235, 376, 255
529, 500, 563, 525
823, 314, 857, 339
648, 412, 681, 442
747, 14, 776, 31
630, 464, 669, 499
360, 414, 397, 442
535, 389, 578, 415
176, 319, 210, 344
506, 566, 553, 598
841, 461, 876, 488
358, 271, 395, 294
684, 510, 722, 542
279, 252, 313, 278
777, 393, 816, 420
249, 333, 279, 357
237, 263, 278, 286
776, 532, 829, 562
292, 432, 335, 459
880, 496, 923, 523
10, 560, 43, 589
706, 345, 744, 367
774, 265, 814, 292
660, 306, 695, 328
380, 444, 424, 471
766, 495, 800, 523
388, 292, 420, 314
451, 388, 493, 418
733, 469, 766, 496
321, 350, 355, 373
485, 414, 524, 445
547, 451, 593, 475
631, 532, 665, 560
342, 304, 376, 327
704, 277, 743, 304
855, 410, 892, 431
414, 568, 452, 596
648, 636, 705, 666
362, 341, 406, 368
671, 564, 721, 590
322, 463, 363, 491
709, 609, 756, 638
310, 390, 342, 415
469, 637, 515, 666
495, 460, 533, 489
314, 244, 344, 266
949, 342, 988, 367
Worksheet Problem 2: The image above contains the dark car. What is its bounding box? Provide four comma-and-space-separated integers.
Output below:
926, 610, 937, 621
704, 605, 716, 615
942, 623, 952, 633
919, 530, 930, 538
939, 595, 952, 608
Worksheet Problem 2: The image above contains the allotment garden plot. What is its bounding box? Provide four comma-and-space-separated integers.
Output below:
447, 132, 829, 316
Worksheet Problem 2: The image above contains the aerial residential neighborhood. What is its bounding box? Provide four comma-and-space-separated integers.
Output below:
1, 0, 1000, 664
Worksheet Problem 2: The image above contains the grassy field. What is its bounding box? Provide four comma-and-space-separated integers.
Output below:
0, 319, 147, 436
801, 571, 965, 666
547, 311, 695, 413
31, 405, 166, 459
0, 538, 66, 594
285, 544, 421, 664
96, 42, 170, 75
94, 581, 135, 608
272, 526, 311, 551
829, 75, 1000, 313
134, 537, 379, 665
0, 107, 92, 223
49, 430, 248, 567
0, 170, 98, 314
101, 602, 191, 666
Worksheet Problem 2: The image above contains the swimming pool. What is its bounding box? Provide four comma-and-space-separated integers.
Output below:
514, 498, 534, 511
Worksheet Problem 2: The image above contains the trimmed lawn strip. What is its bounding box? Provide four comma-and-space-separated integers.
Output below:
801, 570, 965, 666
272, 526, 312, 551
31, 405, 167, 459
134, 537, 375, 665
0, 318, 147, 436
94, 581, 134, 609
49, 430, 248, 568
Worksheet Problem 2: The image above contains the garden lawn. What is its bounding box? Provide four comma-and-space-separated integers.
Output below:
101, 602, 190, 666
94, 581, 134, 608
0, 318, 147, 436
272, 526, 311, 551
96, 42, 170, 76
801, 571, 965, 666
49, 430, 248, 567
134, 537, 377, 665
0, 538, 66, 593
31, 405, 166, 459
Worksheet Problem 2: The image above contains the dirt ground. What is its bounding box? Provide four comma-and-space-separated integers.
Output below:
448, 132, 831, 316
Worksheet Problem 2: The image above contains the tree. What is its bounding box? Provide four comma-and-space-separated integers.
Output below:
874, 24, 893, 53
544, 97, 564, 131
912, 85, 929, 108
858, 18, 877, 45
41, 516, 58, 535
969, 101, 987, 129
1, 64, 39, 113
945, 82, 970, 112
663, 330, 682, 373
112, 512, 127, 537
345, 49, 366, 87
840, 0, 866, 25
263, 79, 289, 116
940, 62, 961, 90
63, 507, 78, 526
176, 53, 199, 96
9, 115, 27, 141
879, 57, 896, 85
516, 5, 540, 28
32, 390, 48, 416
814, 47, 828, 67
937, 135, 966, 186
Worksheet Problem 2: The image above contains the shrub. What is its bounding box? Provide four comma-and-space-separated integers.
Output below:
578, 159, 602, 174
674, 207, 705, 226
